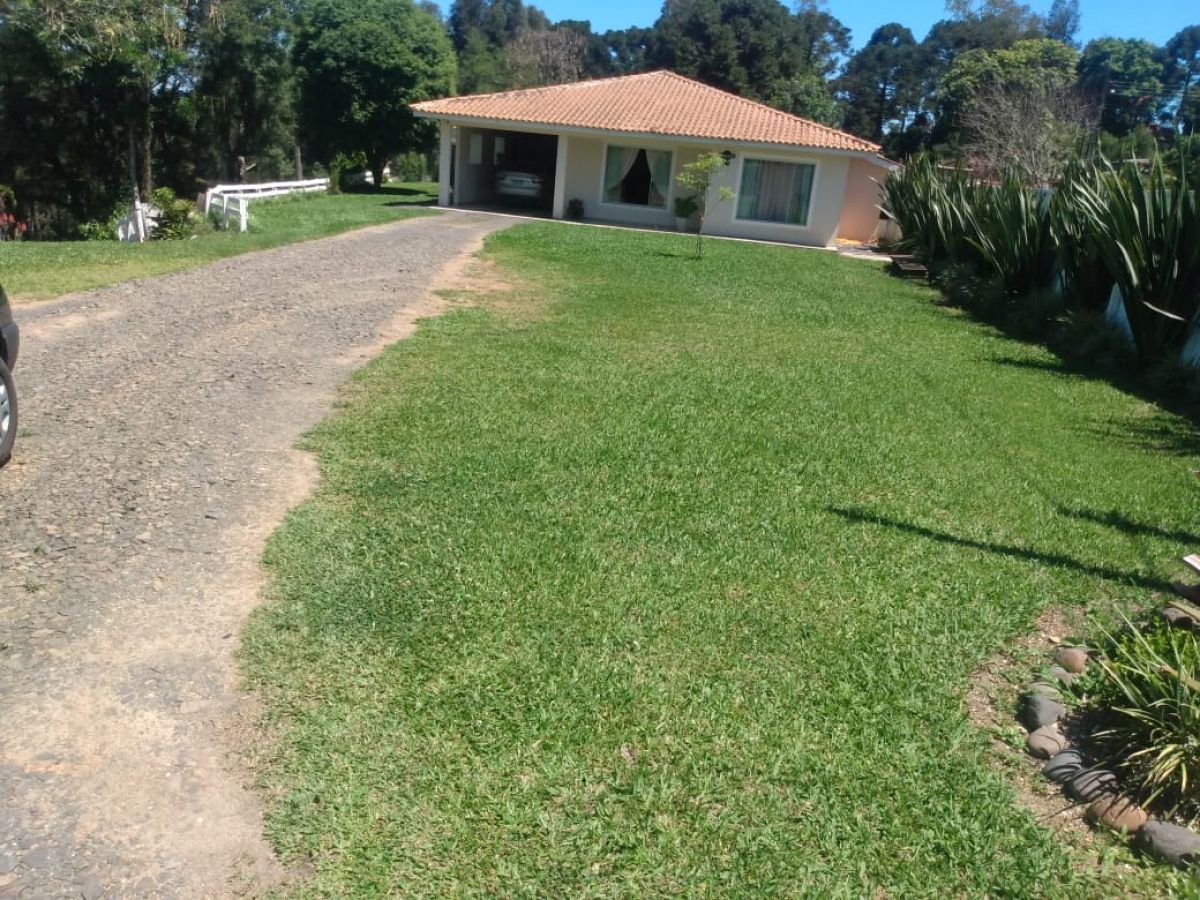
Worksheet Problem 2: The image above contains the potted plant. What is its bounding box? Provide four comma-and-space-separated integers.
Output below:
566, 198, 585, 220
673, 194, 699, 231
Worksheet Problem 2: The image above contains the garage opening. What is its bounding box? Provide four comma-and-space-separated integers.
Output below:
454, 127, 557, 214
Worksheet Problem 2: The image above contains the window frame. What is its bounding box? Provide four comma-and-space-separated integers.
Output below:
597, 140, 676, 212
732, 153, 821, 230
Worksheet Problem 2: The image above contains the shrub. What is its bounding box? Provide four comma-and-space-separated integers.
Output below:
963, 174, 1054, 297
391, 150, 427, 182
1059, 159, 1200, 363
1083, 618, 1200, 821
879, 154, 981, 266
150, 187, 205, 241
1048, 162, 1113, 311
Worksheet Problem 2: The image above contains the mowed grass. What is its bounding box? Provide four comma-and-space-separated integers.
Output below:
244, 223, 1200, 896
0, 181, 437, 302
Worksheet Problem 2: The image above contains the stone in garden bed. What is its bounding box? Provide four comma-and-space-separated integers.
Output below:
1163, 606, 1197, 629
1085, 795, 1148, 833
1054, 646, 1089, 674
1045, 665, 1078, 686
1026, 723, 1069, 759
1135, 821, 1200, 870
1020, 692, 1066, 730
1066, 768, 1117, 802
1043, 749, 1085, 783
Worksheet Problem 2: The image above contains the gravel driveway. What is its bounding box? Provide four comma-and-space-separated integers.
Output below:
0, 211, 510, 898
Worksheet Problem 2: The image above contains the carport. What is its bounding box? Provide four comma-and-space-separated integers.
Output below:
448, 126, 559, 214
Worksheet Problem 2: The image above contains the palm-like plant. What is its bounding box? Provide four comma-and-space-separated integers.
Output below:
1048, 162, 1113, 310
879, 154, 980, 267
963, 174, 1054, 297
1060, 159, 1200, 361
1089, 619, 1200, 820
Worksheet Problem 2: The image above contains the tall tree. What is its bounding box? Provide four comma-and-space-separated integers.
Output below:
1163, 26, 1200, 132
651, 0, 828, 101
193, 0, 296, 182
1077, 38, 1165, 135
6, 0, 199, 201
838, 24, 921, 141
294, 0, 455, 188
1045, 0, 1080, 46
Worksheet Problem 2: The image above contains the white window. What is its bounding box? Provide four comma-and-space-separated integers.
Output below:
603, 145, 672, 208
737, 159, 816, 226
469, 133, 483, 165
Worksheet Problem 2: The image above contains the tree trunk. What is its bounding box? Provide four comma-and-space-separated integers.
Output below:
127, 126, 141, 206
139, 83, 153, 199
369, 153, 386, 191
293, 145, 303, 180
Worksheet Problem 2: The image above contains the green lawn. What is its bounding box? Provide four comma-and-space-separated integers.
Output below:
244, 223, 1200, 896
0, 181, 437, 302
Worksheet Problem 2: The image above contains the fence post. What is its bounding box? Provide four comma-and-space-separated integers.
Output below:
239, 199, 248, 233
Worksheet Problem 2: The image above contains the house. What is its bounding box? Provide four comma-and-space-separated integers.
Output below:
412, 70, 894, 247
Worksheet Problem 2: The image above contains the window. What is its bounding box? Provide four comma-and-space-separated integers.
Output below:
737, 159, 816, 226
604, 145, 672, 207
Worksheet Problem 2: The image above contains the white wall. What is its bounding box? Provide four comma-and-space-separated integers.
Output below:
562, 136, 857, 247
433, 120, 877, 248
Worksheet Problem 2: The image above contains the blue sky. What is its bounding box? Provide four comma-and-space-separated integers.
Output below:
439, 1, 1196, 50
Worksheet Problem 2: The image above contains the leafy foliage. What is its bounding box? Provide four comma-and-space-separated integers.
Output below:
1084, 619, 1200, 821
1059, 160, 1200, 361
294, 0, 455, 190
962, 175, 1053, 295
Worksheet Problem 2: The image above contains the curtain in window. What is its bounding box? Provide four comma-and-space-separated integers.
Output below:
647, 149, 673, 207
604, 146, 639, 203
737, 160, 815, 225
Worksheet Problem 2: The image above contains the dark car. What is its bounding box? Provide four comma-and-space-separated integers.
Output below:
0, 283, 19, 466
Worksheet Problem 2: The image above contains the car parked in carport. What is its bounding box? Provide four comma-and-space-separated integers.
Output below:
0, 283, 19, 466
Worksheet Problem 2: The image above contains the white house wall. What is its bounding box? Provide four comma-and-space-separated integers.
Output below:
435, 121, 874, 248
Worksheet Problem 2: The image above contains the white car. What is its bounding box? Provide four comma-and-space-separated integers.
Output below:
495, 169, 546, 199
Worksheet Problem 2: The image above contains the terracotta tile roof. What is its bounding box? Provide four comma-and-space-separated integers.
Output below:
412, 71, 880, 154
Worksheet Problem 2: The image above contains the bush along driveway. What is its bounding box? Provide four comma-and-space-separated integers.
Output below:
245, 222, 1200, 896
0, 211, 510, 898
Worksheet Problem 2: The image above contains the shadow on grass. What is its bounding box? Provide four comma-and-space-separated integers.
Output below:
1084, 412, 1200, 457
828, 506, 1174, 592
1056, 505, 1200, 546
384, 199, 437, 208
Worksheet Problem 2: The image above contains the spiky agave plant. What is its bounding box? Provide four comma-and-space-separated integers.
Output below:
1048, 162, 1113, 311
963, 174, 1054, 297
880, 154, 980, 267
1061, 159, 1200, 362
1088, 618, 1200, 820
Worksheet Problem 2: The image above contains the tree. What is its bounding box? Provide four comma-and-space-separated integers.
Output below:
1163, 26, 1200, 132
6, 0, 198, 202
294, 0, 455, 189
1045, 0, 1080, 46
456, 27, 511, 93
768, 73, 839, 125
838, 24, 922, 142
674, 151, 735, 257
651, 0, 833, 101
961, 82, 1096, 183
936, 38, 1079, 143
506, 28, 587, 87
1077, 38, 1165, 135
193, 0, 297, 182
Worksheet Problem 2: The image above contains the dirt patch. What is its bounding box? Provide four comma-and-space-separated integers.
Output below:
964, 608, 1105, 856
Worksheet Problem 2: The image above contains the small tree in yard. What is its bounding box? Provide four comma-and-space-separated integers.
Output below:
675, 152, 736, 257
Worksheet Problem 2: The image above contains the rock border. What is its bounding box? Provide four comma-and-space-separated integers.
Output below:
1015, 610, 1200, 872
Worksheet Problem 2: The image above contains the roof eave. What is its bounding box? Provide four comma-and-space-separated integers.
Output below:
414, 110, 882, 159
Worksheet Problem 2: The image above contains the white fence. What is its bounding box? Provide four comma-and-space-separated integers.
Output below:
116, 202, 157, 242
203, 178, 329, 232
